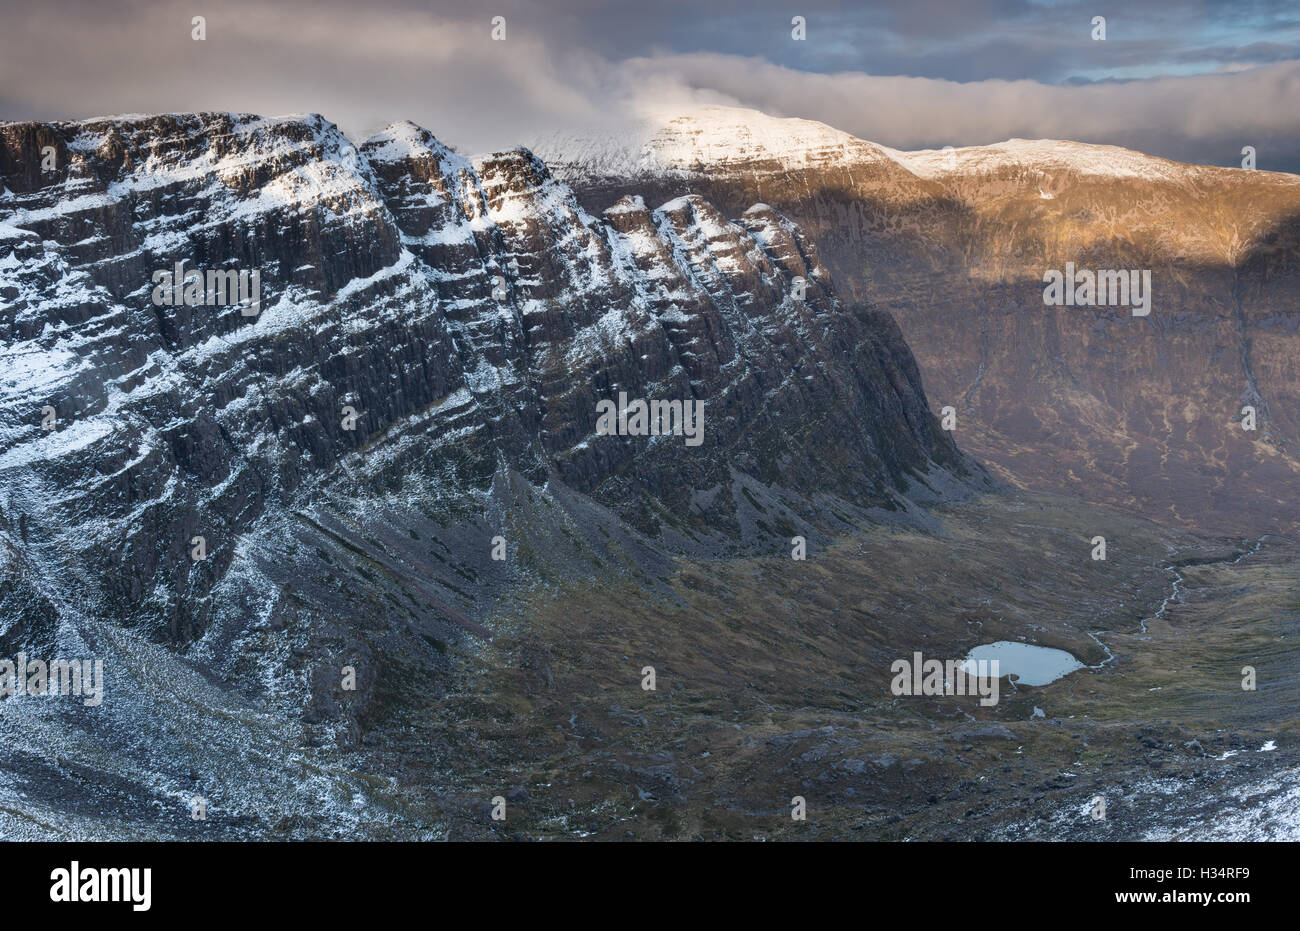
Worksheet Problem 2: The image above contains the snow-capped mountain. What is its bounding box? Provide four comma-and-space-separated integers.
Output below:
0, 111, 981, 837
537, 105, 1300, 536
1, 107, 1296, 843
535, 105, 916, 179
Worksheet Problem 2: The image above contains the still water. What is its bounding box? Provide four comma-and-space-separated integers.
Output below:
961, 641, 1083, 686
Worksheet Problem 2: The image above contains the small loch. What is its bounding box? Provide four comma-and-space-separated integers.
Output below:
961, 641, 1083, 686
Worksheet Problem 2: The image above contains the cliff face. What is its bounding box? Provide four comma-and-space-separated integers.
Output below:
2, 108, 1294, 842
538, 106, 1300, 535
0, 111, 974, 647
0, 111, 987, 836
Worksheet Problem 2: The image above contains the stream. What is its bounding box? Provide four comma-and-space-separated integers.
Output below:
1087, 534, 1273, 668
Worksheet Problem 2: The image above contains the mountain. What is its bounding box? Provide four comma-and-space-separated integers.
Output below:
535, 105, 1300, 536
0, 112, 980, 837
1, 109, 1295, 842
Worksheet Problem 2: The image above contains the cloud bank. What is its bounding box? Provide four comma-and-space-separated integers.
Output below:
1, 0, 1298, 171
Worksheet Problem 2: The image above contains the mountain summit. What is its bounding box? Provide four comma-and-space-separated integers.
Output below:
0, 111, 984, 836
540, 105, 1300, 535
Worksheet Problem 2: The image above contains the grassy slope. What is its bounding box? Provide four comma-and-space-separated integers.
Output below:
359, 488, 1299, 840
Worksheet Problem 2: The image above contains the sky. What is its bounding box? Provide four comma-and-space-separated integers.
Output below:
2, 0, 1300, 171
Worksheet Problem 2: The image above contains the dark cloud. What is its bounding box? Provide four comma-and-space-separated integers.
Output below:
0, 0, 1297, 172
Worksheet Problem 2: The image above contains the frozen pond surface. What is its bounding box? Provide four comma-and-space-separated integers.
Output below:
961, 641, 1083, 686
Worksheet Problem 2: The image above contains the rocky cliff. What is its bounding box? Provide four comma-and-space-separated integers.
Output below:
537, 106, 1300, 536
0, 112, 979, 835
0, 111, 974, 642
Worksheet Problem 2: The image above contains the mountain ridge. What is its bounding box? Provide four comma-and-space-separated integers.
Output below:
0, 109, 978, 645
538, 104, 1300, 536
0, 109, 1295, 842
532, 104, 1300, 187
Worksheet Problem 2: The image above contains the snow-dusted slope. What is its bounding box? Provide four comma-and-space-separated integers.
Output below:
537, 103, 1300, 191
0, 111, 977, 838
0, 108, 972, 638
534, 105, 909, 180
541, 104, 1300, 540
897, 137, 1204, 184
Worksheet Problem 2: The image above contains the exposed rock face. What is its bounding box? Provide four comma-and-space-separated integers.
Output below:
537, 106, 1300, 536
0, 112, 979, 836
0, 112, 972, 643
3, 107, 1296, 842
